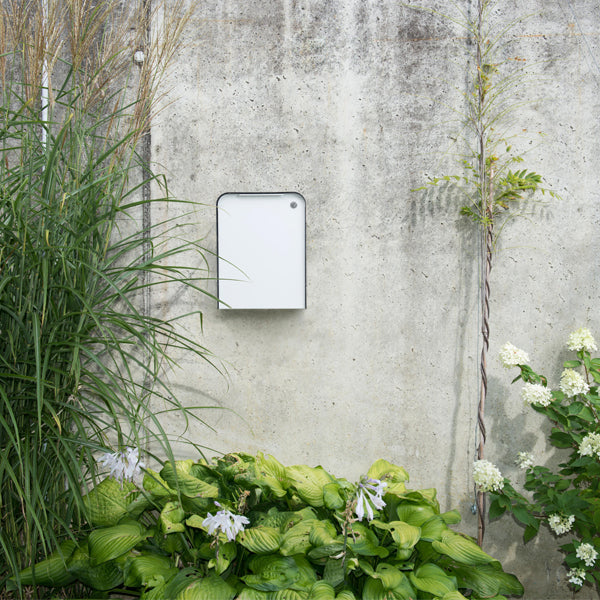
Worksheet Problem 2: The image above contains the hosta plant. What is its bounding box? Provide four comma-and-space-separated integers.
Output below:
15, 453, 524, 599
488, 328, 600, 593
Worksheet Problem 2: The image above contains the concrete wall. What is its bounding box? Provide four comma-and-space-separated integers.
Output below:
148, 1, 600, 597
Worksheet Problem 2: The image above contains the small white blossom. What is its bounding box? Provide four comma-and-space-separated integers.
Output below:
354, 477, 387, 521
515, 452, 534, 470
547, 513, 575, 535
499, 343, 529, 368
579, 433, 600, 459
568, 328, 598, 353
521, 383, 553, 407
100, 447, 145, 484
567, 568, 586, 587
473, 460, 504, 492
202, 502, 250, 541
576, 543, 598, 567
560, 369, 589, 398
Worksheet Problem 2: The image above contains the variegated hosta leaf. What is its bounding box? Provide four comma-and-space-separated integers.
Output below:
242, 555, 300, 592
175, 574, 236, 600
366, 459, 409, 495
308, 520, 338, 547
280, 519, 318, 556
285, 464, 336, 507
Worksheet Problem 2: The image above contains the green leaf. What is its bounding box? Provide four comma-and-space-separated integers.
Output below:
280, 519, 318, 556
523, 521, 540, 544
367, 459, 409, 495
371, 520, 421, 549
335, 592, 356, 600
549, 430, 574, 449
209, 541, 237, 575
286, 464, 336, 507
307, 581, 336, 600
242, 555, 300, 591
395, 503, 436, 526
451, 564, 523, 597
88, 521, 149, 565
323, 482, 346, 510
432, 531, 494, 565
18, 540, 77, 587
67, 544, 124, 591
160, 500, 186, 533
308, 520, 338, 547
235, 588, 270, 600
418, 515, 448, 542
239, 526, 283, 554
346, 523, 389, 558
83, 477, 139, 527
564, 360, 582, 368
488, 498, 507, 520
123, 554, 177, 588
440, 509, 462, 525
408, 563, 457, 597
176, 574, 236, 600
143, 469, 177, 497
160, 460, 220, 499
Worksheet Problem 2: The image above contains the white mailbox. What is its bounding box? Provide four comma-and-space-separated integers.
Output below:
216, 193, 306, 309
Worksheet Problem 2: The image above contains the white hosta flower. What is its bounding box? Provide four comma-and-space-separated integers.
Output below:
515, 452, 534, 470
560, 369, 589, 398
579, 433, 600, 459
100, 447, 145, 484
568, 328, 598, 353
521, 383, 552, 407
576, 543, 598, 567
499, 343, 529, 368
547, 513, 575, 535
567, 568, 586, 587
202, 502, 250, 541
473, 460, 504, 492
354, 477, 387, 521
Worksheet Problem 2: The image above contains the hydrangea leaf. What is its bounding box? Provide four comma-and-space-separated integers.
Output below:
83, 477, 138, 527
17, 540, 77, 587
408, 563, 458, 596
432, 531, 494, 565
239, 526, 283, 554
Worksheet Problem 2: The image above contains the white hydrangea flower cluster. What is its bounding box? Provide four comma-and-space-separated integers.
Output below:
473, 460, 504, 492
515, 451, 534, 470
499, 343, 529, 369
521, 383, 552, 407
547, 513, 575, 535
567, 568, 586, 587
576, 543, 598, 567
100, 447, 145, 484
354, 477, 387, 521
567, 328, 598, 353
202, 502, 250, 541
579, 433, 600, 459
560, 369, 589, 398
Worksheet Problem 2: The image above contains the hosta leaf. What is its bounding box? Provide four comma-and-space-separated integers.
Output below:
239, 526, 283, 554
395, 503, 436, 526
143, 469, 177, 497
408, 563, 457, 596
346, 523, 389, 558
308, 520, 338, 547
83, 477, 139, 527
451, 564, 523, 597
271, 590, 308, 600
419, 515, 449, 541
323, 558, 345, 587
362, 578, 389, 600
432, 531, 494, 565
440, 509, 462, 525
323, 482, 346, 510
280, 519, 318, 556
88, 521, 149, 565
335, 592, 357, 600
160, 500, 186, 533
176, 574, 236, 600
290, 555, 318, 591
307, 580, 336, 600
209, 541, 237, 575
440, 592, 468, 600
307, 542, 345, 561
367, 459, 409, 495
123, 554, 177, 587
286, 464, 336, 507
371, 520, 420, 549
68, 545, 124, 591
235, 587, 270, 600
243, 555, 300, 591
238, 453, 291, 498
18, 540, 77, 587
161, 460, 220, 499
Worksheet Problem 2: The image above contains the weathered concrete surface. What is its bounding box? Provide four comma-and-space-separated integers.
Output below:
149, 1, 600, 597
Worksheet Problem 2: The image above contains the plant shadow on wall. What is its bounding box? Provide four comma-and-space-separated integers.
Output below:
0, 0, 223, 597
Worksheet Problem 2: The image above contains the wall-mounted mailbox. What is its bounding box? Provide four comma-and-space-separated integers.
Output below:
216, 192, 306, 309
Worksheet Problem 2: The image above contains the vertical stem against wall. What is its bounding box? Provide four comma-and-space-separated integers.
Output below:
475, 0, 493, 547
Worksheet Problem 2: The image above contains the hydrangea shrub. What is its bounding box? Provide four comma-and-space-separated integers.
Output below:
16, 453, 524, 599
488, 329, 600, 592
